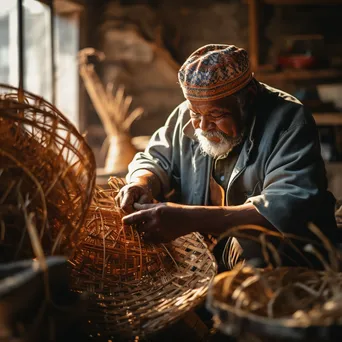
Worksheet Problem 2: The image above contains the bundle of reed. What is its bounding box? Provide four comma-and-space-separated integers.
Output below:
207, 225, 342, 341
79, 48, 144, 175
69, 177, 217, 338
0, 84, 96, 261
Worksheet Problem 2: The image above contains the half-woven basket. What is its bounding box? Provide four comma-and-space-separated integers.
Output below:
69, 179, 217, 338
207, 266, 342, 341
206, 225, 342, 341
0, 84, 96, 260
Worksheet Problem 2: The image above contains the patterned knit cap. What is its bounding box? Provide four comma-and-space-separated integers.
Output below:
178, 44, 253, 101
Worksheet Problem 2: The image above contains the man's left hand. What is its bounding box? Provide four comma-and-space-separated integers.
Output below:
122, 201, 274, 244
122, 202, 195, 243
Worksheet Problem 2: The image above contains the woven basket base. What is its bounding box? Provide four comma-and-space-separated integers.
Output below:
71, 233, 217, 338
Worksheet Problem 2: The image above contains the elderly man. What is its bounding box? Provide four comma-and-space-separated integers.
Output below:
118, 44, 337, 269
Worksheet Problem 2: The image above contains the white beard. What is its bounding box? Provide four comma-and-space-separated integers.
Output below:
194, 129, 243, 158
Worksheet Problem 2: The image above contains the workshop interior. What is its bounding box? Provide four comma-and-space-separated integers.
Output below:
1, 0, 342, 341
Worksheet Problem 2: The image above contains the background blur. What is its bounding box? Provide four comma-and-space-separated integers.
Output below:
1, 0, 342, 200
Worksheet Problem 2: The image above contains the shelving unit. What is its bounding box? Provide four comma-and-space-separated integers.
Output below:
246, 0, 342, 73
313, 113, 342, 126
246, 0, 342, 185
255, 68, 342, 83
246, 0, 342, 126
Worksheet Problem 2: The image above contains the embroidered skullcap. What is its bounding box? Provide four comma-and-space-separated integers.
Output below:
178, 44, 253, 101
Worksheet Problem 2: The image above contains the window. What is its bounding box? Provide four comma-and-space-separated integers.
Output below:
0, 1, 19, 87
24, 0, 53, 101
0, 0, 81, 127
55, 12, 80, 126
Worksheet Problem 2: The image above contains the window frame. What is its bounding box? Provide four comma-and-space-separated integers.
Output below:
15, 0, 85, 128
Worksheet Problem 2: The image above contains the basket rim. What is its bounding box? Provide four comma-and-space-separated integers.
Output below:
0, 83, 64, 114
0, 84, 97, 256
207, 268, 342, 329
0, 85, 96, 197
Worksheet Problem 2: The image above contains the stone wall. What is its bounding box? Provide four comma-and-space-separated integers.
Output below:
158, 0, 249, 63
88, 1, 342, 140
87, 1, 342, 191
94, 0, 249, 138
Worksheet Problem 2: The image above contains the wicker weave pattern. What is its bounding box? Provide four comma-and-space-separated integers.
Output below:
0, 84, 96, 260
206, 223, 342, 339
207, 265, 342, 340
69, 182, 217, 337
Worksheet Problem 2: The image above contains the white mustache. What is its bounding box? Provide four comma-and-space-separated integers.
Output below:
194, 128, 244, 158
195, 129, 228, 142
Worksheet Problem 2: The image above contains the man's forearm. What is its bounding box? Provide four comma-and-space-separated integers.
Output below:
128, 169, 162, 199
184, 203, 275, 235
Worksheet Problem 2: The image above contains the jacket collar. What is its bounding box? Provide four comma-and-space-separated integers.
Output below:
183, 116, 196, 140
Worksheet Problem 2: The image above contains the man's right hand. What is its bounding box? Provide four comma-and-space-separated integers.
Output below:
116, 182, 153, 214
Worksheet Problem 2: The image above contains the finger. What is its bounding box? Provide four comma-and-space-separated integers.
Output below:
122, 209, 152, 225
135, 222, 152, 238
114, 191, 123, 206
137, 194, 150, 204
136, 219, 160, 235
133, 203, 158, 210
120, 191, 136, 214
142, 232, 162, 244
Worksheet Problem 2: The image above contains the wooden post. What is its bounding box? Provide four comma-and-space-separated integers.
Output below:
18, 0, 24, 94
248, 0, 259, 72
50, 0, 56, 105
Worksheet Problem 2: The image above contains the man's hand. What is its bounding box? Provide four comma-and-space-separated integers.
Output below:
122, 201, 275, 244
116, 170, 162, 214
115, 183, 153, 214
122, 202, 195, 243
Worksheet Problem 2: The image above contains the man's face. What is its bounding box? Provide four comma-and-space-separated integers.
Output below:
188, 96, 245, 158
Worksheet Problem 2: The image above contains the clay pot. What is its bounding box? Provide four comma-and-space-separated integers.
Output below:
104, 134, 137, 175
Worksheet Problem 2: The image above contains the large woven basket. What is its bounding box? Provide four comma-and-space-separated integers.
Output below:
207, 266, 342, 341
0, 84, 96, 260
69, 180, 217, 338
206, 225, 342, 341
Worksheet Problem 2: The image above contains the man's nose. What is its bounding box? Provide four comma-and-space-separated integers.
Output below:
199, 116, 212, 131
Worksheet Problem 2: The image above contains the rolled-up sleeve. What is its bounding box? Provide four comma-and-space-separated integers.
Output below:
247, 122, 328, 235
127, 106, 181, 195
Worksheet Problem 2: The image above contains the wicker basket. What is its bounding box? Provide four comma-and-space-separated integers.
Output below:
206, 225, 342, 341
69, 181, 217, 338
0, 84, 96, 260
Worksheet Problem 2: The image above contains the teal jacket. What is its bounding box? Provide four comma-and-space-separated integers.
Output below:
127, 84, 337, 247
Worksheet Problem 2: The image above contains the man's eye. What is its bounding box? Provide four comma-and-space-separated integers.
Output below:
211, 113, 230, 119
211, 114, 224, 119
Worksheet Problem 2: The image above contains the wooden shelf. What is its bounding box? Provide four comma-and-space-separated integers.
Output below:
313, 113, 342, 126
255, 68, 342, 82
244, 0, 342, 5
53, 0, 84, 14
